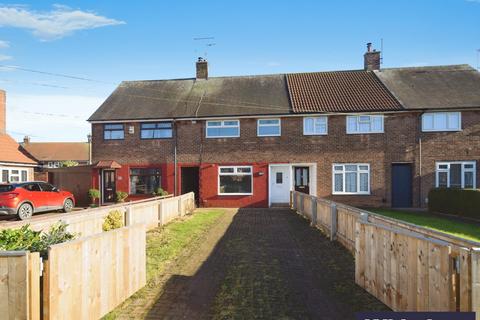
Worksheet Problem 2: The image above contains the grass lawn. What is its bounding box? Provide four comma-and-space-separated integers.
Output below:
103, 208, 226, 319
367, 208, 480, 243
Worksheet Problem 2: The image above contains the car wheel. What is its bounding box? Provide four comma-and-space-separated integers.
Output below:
17, 203, 33, 220
63, 199, 74, 213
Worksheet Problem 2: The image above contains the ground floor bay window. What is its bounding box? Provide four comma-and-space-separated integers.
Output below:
436, 161, 476, 189
130, 168, 161, 194
218, 166, 253, 195
332, 164, 370, 195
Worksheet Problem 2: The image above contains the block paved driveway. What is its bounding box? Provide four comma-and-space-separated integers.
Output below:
124, 208, 388, 319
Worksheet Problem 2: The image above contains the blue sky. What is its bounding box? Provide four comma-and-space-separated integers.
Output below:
0, 0, 479, 141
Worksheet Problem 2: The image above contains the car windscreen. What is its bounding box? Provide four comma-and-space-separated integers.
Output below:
0, 185, 15, 193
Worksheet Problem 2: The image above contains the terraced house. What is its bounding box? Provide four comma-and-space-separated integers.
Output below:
88, 45, 480, 208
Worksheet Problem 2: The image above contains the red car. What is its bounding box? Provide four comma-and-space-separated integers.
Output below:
0, 182, 75, 220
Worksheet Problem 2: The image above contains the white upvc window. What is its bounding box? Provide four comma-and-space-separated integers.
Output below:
436, 161, 476, 189
218, 166, 253, 195
346, 115, 384, 134
422, 112, 461, 132
0, 168, 28, 183
332, 164, 370, 195
206, 120, 240, 138
257, 119, 281, 136
303, 116, 328, 135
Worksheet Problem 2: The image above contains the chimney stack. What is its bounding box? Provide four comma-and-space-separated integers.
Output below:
196, 57, 208, 79
364, 42, 381, 71
0, 90, 5, 135
23, 136, 30, 144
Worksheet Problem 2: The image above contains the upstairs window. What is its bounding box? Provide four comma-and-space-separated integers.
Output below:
141, 122, 173, 139
104, 124, 124, 140
436, 161, 476, 189
218, 166, 253, 195
422, 112, 461, 132
130, 168, 161, 195
303, 117, 328, 135
206, 120, 240, 138
332, 164, 370, 195
346, 115, 383, 134
257, 119, 281, 136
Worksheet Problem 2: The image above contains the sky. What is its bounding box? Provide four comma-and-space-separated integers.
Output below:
0, 0, 479, 142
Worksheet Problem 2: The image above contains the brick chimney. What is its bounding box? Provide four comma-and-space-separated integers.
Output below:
364, 42, 381, 71
0, 90, 5, 135
196, 57, 208, 79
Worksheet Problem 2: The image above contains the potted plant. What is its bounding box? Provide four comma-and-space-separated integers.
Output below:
153, 187, 169, 197
116, 191, 128, 203
88, 188, 100, 207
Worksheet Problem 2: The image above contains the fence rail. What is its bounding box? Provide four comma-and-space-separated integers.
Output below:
290, 191, 480, 316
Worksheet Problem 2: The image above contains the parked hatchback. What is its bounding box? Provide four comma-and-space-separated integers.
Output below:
0, 182, 75, 220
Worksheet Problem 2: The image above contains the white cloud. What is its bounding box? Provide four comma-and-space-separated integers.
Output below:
0, 54, 11, 61
266, 61, 281, 67
6, 94, 104, 141
0, 40, 9, 48
0, 4, 125, 41
466, 0, 480, 3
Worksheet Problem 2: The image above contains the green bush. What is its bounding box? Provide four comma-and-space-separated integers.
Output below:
88, 188, 100, 204
102, 210, 124, 232
0, 222, 77, 257
428, 188, 480, 219
153, 187, 169, 197
116, 191, 128, 203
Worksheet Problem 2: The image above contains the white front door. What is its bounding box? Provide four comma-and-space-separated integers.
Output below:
270, 165, 290, 204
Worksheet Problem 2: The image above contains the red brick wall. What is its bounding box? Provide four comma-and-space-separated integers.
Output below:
91, 110, 480, 208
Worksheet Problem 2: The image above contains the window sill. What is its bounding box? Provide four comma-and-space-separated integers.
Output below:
332, 192, 371, 196
218, 193, 253, 196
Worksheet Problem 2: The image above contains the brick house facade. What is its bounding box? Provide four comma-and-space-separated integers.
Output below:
88, 47, 480, 208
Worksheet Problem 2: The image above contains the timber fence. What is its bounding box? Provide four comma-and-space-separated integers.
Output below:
291, 190, 480, 317
0, 192, 195, 320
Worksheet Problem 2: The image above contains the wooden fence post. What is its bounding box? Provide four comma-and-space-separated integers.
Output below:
330, 203, 337, 241
125, 207, 131, 226
292, 191, 297, 211
311, 197, 317, 226
472, 248, 480, 320
178, 197, 183, 217
299, 194, 304, 215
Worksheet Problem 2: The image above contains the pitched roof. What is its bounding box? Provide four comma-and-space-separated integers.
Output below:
22, 142, 89, 162
88, 74, 291, 121
0, 134, 37, 165
374, 64, 480, 110
286, 70, 402, 113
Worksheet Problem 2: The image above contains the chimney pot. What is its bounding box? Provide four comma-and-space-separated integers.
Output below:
23, 136, 30, 144
196, 57, 208, 79
364, 43, 381, 71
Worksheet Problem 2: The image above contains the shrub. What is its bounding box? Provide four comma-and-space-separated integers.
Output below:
153, 187, 169, 197
88, 189, 100, 205
428, 188, 480, 219
102, 210, 124, 232
0, 222, 77, 257
116, 191, 128, 203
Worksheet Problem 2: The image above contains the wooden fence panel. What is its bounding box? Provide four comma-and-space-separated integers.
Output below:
160, 197, 180, 225
356, 222, 455, 312
336, 206, 359, 253
0, 251, 40, 320
43, 224, 146, 320
315, 199, 331, 233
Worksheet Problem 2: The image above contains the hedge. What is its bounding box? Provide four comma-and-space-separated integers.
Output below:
428, 188, 480, 219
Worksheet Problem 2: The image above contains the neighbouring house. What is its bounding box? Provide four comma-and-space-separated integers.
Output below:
87, 45, 480, 208
0, 90, 38, 183
21, 137, 91, 168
